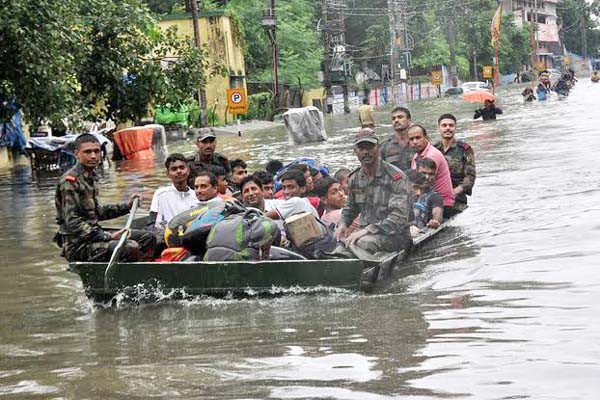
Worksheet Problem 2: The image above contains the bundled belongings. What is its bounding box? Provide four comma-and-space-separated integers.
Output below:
164, 201, 244, 255
204, 210, 279, 261
283, 106, 328, 145
284, 211, 336, 259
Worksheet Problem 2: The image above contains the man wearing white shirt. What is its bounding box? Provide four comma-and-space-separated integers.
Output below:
264, 170, 318, 220
149, 154, 199, 236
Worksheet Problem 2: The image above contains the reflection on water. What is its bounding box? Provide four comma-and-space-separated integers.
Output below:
1, 83, 600, 398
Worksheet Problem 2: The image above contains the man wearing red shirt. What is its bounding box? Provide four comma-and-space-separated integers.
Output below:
408, 124, 455, 211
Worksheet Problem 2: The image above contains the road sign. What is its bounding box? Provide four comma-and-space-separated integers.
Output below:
564, 55, 571, 65
227, 88, 248, 114
430, 70, 443, 85
482, 65, 493, 79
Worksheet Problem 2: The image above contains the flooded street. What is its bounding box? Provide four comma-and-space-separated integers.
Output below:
1, 82, 600, 399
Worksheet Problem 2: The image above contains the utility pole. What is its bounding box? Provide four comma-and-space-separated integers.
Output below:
387, 0, 397, 104
581, 0, 588, 58
445, 15, 458, 87
262, 1, 279, 101
189, 0, 209, 127
322, 0, 332, 113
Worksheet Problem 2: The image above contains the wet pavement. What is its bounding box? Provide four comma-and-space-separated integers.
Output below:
1, 82, 599, 399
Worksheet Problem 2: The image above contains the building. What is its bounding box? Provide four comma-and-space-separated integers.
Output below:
158, 10, 247, 122
503, 0, 564, 69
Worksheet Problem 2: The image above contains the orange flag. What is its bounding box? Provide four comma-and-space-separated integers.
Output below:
491, 4, 503, 48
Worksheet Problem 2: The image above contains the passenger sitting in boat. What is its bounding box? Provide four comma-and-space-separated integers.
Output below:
416, 157, 455, 220
55, 133, 156, 262
228, 159, 248, 194
334, 129, 412, 259
407, 169, 443, 236
194, 172, 227, 203
309, 166, 324, 187
334, 168, 351, 195
380, 106, 414, 171
434, 113, 476, 214
240, 175, 266, 212
314, 176, 346, 230
265, 159, 284, 177
287, 163, 315, 195
209, 165, 233, 197
187, 128, 230, 186
408, 124, 455, 214
253, 170, 275, 199
265, 170, 319, 221
148, 153, 199, 238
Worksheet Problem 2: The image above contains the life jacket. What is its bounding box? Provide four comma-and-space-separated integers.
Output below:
203, 211, 279, 261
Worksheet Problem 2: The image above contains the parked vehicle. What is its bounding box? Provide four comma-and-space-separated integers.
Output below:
461, 81, 491, 93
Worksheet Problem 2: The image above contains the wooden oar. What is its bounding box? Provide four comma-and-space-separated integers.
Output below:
104, 197, 139, 289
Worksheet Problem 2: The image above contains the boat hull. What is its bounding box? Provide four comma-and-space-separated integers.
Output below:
68, 258, 369, 302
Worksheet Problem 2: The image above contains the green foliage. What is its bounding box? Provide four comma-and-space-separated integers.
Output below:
226, 0, 322, 87
244, 92, 272, 121
0, 0, 213, 125
557, 0, 600, 56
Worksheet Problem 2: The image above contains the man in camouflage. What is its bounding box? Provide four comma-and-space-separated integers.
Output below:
433, 114, 476, 212
379, 106, 415, 171
55, 134, 155, 262
334, 128, 413, 259
187, 128, 230, 186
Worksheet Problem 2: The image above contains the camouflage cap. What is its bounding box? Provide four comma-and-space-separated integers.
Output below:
354, 128, 378, 145
197, 127, 216, 142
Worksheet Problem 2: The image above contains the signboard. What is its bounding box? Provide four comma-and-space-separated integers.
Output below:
430, 70, 443, 85
482, 65, 493, 78
227, 88, 248, 114
564, 55, 571, 65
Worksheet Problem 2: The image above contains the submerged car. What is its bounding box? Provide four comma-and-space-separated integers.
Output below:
444, 87, 464, 96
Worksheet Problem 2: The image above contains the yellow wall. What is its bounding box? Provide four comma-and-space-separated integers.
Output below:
158, 12, 247, 123
302, 88, 326, 109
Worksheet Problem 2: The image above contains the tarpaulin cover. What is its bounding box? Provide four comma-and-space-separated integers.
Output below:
114, 127, 154, 160
0, 104, 27, 152
282, 106, 328, 145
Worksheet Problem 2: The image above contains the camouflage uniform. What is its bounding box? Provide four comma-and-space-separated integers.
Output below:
341, 159, 412, 256
187, 152, 230, 186
55, 163, 155, 262
379, 134, 415, 171
434, 140, 476, 210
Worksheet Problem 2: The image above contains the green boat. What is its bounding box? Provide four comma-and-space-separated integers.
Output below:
68, 257, 374, 303
68, 213, 459, 304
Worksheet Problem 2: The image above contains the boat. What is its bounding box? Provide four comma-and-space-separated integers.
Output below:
68, 213, 460, 304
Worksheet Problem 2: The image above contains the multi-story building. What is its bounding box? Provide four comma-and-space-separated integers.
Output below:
502, 0, 564, 69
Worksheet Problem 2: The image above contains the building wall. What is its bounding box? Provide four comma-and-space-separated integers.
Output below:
158, 11, 247, 123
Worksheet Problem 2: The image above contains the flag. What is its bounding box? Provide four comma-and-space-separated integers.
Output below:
491, 4, 503, 48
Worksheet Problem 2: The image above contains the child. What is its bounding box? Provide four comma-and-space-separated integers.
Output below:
407, 169, 444, 236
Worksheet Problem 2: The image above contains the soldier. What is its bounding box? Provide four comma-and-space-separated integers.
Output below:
55, 134, 155, 262
334, 128, 413, 259
433, 114, 476, 213
380, 106, 415, 171
187, 128, 230, 186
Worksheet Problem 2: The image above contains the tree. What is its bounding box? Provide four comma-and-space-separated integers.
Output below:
557, 0, 600, 56
0, 0, 212, 125
226, 0, 322, 87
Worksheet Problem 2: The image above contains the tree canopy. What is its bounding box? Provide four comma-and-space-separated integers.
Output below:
0, 0, 212, 125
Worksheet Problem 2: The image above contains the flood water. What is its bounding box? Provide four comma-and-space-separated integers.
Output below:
1, 82, 600, 399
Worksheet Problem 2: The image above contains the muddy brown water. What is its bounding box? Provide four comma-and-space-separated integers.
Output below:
1, 83, 599, 399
